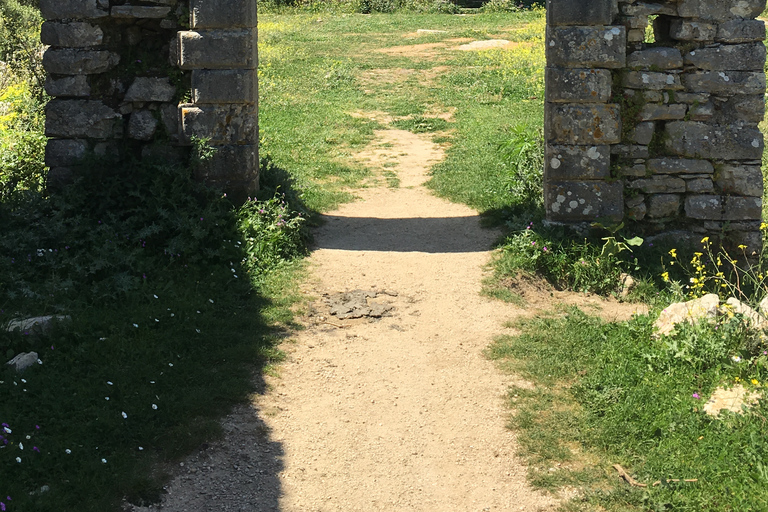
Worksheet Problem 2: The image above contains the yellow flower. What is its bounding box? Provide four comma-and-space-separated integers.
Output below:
752, 379, 760, 386
701, 237, 709, 244
762, 222, 768, 230
669, 249, 677, 258
661, 272, 670, 282
738, 244, 747, 250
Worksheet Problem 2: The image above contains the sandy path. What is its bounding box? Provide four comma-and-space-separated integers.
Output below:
132, 130, 557, 512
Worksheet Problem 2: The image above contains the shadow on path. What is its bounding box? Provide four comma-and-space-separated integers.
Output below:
314, 215, 497, 253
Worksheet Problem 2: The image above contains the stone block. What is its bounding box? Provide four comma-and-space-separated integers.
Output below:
160, 104, 180, 139
111, 6, 172, 18
545, 68, 611, 103
647, 194, 681, 218
685, 43, 766, 71
621, 3, 676, 16
713, 94, 766, 124
545, 181, 624, 221
677, 0, 766, 22
191, 0, 257, 29
611, 144, 649, 158
546, 26, 626, 69
547, 104, 621, 145
124, 77, 176, 102
626, 200, 647, 221
44, 75, 90, 97
41, 21, 103, 47
45, 99, 122, 139
45, 139, 87, 167
546, 0, 614, 26
638, 103, 687, 121
686, 195, 722, 219
627, 47, 683, 70
647, 158, 714, 175
39, 0, 107, 20
724, 197, 762, 220
674, 92, 710, 104
689, 102, 714, 122
715, 164, 764, 196
630, 176, 686, 194
630, 122, 655, 145
193, 144, 258, 181
545, 145, 610, 180
623, 71, 683, 90
686, 177, 715, 193
192, 69, 257, 104
683, 71, 765, 95
180, 104, 258, 145
619, 163, 647, 177
717, 19, 766, 43
179, 29, 257, 70
43, 49, 119, 75
128, 111, 159, 141
666, 122, 764, 160
669, 20, 717, 41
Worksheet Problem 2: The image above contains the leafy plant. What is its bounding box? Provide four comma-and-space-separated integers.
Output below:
499, 124, 543, 209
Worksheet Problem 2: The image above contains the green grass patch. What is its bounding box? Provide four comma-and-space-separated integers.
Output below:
489, 308, 768, 511
392, 115, 451, 133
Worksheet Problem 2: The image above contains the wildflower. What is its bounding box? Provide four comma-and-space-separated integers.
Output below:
18, 443, 23, 450
543, 247, 548, 252
738, 244, 747, 250
152, 404, 158, 410
65, 449, 71, 454
1, 502, 5, 511
33, 446, 39, 453
133, 323, 139, 328
701, 236, 709, 244
692, 393, 700, 399
122, 412, 128, 419
752, 379, 760, 386
153, 294, 158, 299
762, 222, 768, 230
209, 299, 214, 304
102, 458, 107, 464
669, 248, 677, 258
15, 457, 20, 463
661, 272, 670, 282
139, 446, 144, 451
733, 355, 742, 363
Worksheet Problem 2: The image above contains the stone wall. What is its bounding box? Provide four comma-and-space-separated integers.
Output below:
545, 0, 767, 249
40, 0, 258, 202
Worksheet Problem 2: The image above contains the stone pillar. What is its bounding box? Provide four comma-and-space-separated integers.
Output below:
40, 0, 259, 202
544, 0, 625, 222
40, 0, 188, 186
178, 0, 259, 203
545, 0, 767, 251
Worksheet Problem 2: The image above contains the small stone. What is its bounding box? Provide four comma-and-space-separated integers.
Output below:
703, 384, 761, 417
722, 297, 768, 330
128, 111, 159, 141
647, 194, 680, 218
6, 352, 39, 372
7, 315, 71, 336
124, 77, 176, 103
654, 294, 720, 337
619, 273, 636, 298
627, 47, 683, 70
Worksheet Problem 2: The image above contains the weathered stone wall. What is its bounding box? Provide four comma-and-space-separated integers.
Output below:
40, 0, 258, 202
545, 0, 766, 249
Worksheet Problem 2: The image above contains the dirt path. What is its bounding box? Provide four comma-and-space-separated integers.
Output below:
131, 129, 563, 512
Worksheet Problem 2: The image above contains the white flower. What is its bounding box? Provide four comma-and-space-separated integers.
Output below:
149, 381, 155, 384
196, 310, 201, 314
231, 268, 236, 273
16, 457, 21, 463
105, 397, 110, 400
18, 442, 23, 450
133, 323, 139, 328
65, 449, 71, 454
168, 363, 174, 367
170, 313, 175, 317
195, 329, 201, 333
21, 379, 26, 383
3, 427, 10, 434
209, 299, 214, 304
153, 294, 159, 299
152, 404, 158, 410
121, 412, 128, 419
234, 275, 238, 278
107, 381, 113, 385
101, 458, 107, 464
138, 446, 144, 451
37, 359, 43, 365
732, 355, 742, 363
155, 318, 159, 322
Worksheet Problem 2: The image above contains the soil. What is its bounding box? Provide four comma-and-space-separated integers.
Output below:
129, 124, 644, 511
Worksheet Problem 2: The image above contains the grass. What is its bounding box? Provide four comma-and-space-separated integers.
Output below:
489, 308, 768, 511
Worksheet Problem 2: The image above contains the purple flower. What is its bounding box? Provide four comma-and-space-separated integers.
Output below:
33, 446, 40, 453
543, 247, 548, 252
1, 501, 6, 511
693, 393, 700, 399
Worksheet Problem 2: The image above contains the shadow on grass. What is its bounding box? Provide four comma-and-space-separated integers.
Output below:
0, 156, 312, 511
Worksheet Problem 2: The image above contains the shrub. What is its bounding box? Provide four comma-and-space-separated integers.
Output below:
499, 124, 543, 210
